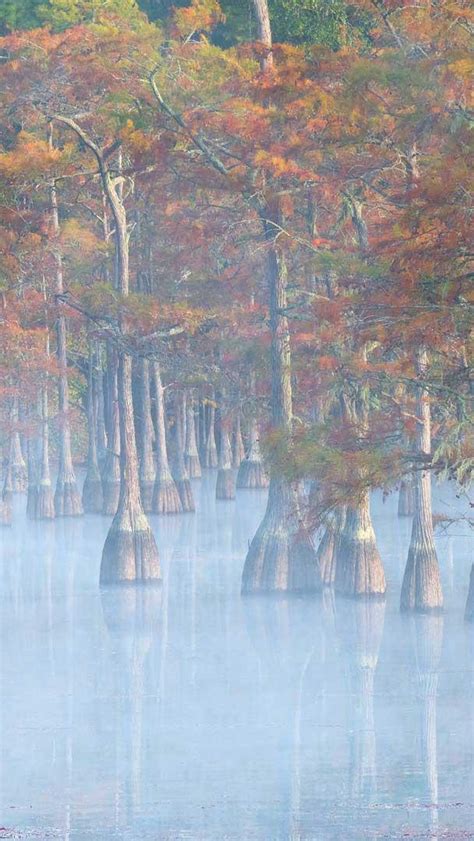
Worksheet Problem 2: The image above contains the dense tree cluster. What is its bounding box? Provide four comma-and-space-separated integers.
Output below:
0, 0, 472, 611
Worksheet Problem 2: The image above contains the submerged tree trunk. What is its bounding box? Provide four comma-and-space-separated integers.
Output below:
184, 393, 201, 478
82, 342, 104, 513
236, 417, 269, 489
36, 383, 55, 520
398, 478, 415, 517
465, 564, 474, 621
102, 344, 121, 515
152, 363, 182, 515
26, 435, 38, 519
8, 397, 27, 493
335, 491, 386, 598
216, 417, 235, 500
232, 411, 246, 468
316, 506, 346, 586
49, 133, 82, 516
401, 348, 443, 612
203, 397, 218, 468
171, 391, 195, 512
100, 354, 161, 584
242, 218, 319, 594
138, 358, 156, 513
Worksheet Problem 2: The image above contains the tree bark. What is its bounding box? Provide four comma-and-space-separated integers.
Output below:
36, 382, 55, 520
398, 477, 415, 516
242, 217, 319, 594
102, 344, 121, 515
184, 393, 202, 478
251, 0, 273, 70
152, 362, 182, 514
316, 506, 346, 586
49, 130, 82, 516
401, 348, 443, 612
232, 410, 246, 468
465, 564, 474, 621
171, 391, 195, 511
203, 396, 218, 468
82, 341, 104, 513
138, 357, 156, 512
216, 414, 235, 500
8, 396, 27, 493
335, 491, 386, 598
26, 434, 38, 519
236, 417, 269, 489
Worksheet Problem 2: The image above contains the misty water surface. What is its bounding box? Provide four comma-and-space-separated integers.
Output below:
0, 474, 473, 840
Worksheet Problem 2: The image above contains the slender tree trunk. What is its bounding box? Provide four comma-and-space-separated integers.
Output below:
152, 363, 182, 514
335, 490, 386, 598
26, 434, 38, 519
82, 341, 104, 513
0, 468, 12, 526
102, 343, 121, 514
401, 348, 443, 612
101, 353, 161, 583
232, 410, 245, 468
36, 381, 55, 519
236, 417, 268, 489
216, 414, 235, 500
251, 0, 273, 70
203, 396, 218, 468
465, 564, 474, 621
242, 217, 319, 593
398, 478, 415, 516
171, 391, 195, 512
8, 396, 27, 493
138, 358, 156, 512
184, 393, 202, 478
94, 343, 107, 469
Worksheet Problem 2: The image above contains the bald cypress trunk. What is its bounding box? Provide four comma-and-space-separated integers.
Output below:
242, 217, 319, 594
152, 363, 182, 514
36, 383, 55, 520
316, 506, 346, 586
232, 411, 245, 468
398, 478, 415, 517
102, 344, 121, 515
49, 134, 82, 517
401, 348, 443, 612
236, 417, 269, 489
138, 358, 156, 513
465, 565, 474, 621
101, 354, 160, 583
8, 397, 27, 493
26, 435, 38, 519
82, 342, 104, 513
216, 417, 235, 500
335, 491, 386, 598
171, 391, 195, 512
184, 394, 201, 478
203, 397, 218, 468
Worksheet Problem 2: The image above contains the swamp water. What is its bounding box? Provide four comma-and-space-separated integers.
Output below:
0, 475, 473, 840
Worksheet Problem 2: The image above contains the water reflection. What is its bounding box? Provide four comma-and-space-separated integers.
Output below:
0, 478, 472, 840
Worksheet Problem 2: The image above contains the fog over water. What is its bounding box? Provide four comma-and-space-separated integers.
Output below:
1, 474, 473, 840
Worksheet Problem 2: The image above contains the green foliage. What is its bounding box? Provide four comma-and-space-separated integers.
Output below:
0, 0, 42, 32
39, 0, 146, 31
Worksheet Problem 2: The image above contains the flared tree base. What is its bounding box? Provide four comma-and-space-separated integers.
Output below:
236, 459, 269, 489
465, 564, 474, 622
0, 496, 12, 527
400, 542, 443, 612
100, 515, 161, 585
185, 454, 202, 479
102, 481, 121, 515
10, 465, 27, 494
82, 474, 104, 514
36, 483, 55, 520
55, 479, 83, 517
398, 480, 415, 517
175, 479, 195, 512
316, 525, 336, 586
216, 468, 236, 500
335, 536, 386, 598
203, 449, 218, 469
139, 481, 155, 513
241, 481, 320, 594
152, 477, 183, 514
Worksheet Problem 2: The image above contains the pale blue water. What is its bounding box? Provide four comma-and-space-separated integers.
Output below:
0, 475, 473, 840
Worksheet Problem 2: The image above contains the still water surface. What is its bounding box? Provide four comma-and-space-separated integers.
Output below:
1, 475, 473, 840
